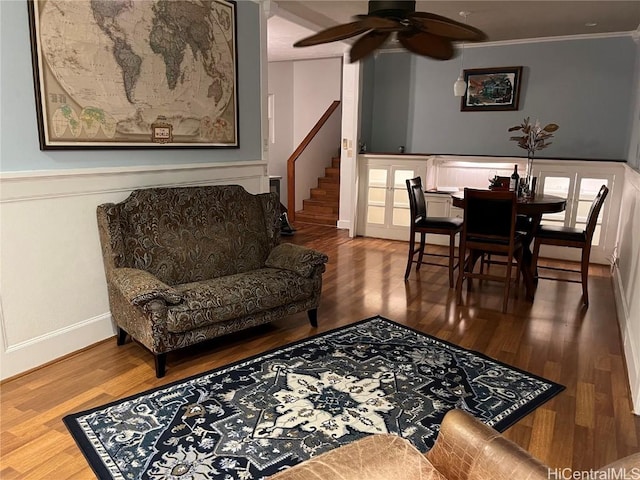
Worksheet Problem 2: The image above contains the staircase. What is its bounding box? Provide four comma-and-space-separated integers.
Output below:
295, 156, 340, 226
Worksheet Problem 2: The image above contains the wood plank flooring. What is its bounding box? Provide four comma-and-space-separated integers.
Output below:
1, 224, 638, 478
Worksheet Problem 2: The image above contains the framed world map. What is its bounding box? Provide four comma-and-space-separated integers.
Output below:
28, 0, 238, 149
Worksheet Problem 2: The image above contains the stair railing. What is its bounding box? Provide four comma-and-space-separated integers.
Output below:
287, 100, 341, 222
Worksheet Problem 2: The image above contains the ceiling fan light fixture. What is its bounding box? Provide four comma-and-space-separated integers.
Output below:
453, 11, 470, 97
454, 73, 467, 97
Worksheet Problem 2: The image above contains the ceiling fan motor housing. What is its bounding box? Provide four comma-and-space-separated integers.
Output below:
368, 0, 416, 17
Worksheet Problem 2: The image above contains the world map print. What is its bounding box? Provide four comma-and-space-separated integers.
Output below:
31, 0, 237, 147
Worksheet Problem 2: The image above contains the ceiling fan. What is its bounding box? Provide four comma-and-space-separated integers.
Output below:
293, 1, 487, 63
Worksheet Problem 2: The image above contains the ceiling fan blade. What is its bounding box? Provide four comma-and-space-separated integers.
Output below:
294, 21, 368, 47
349, 31, 391, 63
355, 15, 403, 32
397, 30, 454, 60
409, 12, 487, 41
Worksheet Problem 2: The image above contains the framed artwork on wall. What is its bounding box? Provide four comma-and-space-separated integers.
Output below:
27, 0, 238, 150
461, 66, 523, 112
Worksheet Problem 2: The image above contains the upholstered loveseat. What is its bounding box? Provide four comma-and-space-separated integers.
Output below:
268, 409, 640, 480
97, 185, 328, 377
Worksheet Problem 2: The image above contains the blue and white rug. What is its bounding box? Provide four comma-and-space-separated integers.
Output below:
64, 316, 564, 479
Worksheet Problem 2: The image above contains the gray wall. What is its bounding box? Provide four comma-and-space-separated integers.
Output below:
362, 36, 636, 160
0, 0, 262, 173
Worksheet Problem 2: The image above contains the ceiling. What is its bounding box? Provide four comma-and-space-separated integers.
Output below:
267, 1, 640, 62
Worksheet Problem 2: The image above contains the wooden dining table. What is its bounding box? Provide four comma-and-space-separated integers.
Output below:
450, 190, 567, 301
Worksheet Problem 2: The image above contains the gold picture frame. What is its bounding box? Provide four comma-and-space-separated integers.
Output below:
28, 0, 238, 149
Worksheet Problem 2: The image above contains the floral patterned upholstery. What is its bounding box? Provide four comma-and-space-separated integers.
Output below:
97, 185, 328, 377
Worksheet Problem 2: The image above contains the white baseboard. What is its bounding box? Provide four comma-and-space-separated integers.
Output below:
337, 219, 351, 230
612, 264, 640, 415
0, 312, 115, 380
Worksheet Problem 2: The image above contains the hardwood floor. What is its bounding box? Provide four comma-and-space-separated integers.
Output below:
1, 224, 638, 478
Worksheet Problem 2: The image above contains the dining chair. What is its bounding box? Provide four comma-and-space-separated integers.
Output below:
404, 177, 463, 287
456, 188, 524, 313
480, 214, 533, 281
531, 184, 609, 306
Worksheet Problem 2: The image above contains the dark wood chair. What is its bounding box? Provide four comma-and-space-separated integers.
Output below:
480, 214, 533, 281
456, 188, 524, 313
532, 184, 609, 306
404, 177, 463, 287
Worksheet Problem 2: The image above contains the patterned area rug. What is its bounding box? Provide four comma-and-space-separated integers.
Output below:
64, 316, 564, 479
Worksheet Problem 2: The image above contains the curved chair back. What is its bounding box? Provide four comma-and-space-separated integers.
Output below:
462, 188, 518, 243
457, 188, 520, 312
406, 177, 427, 223
584, 184, 609, 242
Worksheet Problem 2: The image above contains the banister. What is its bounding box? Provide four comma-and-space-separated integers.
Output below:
287, 100, 341, 222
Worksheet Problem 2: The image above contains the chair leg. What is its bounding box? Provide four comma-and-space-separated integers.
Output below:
503, 252, 514, 313
532, 238, 542, 279
416, 233, 426, 271
456, 243, 466, 305
448, 233, 456, 288
307, 308, 318, 327
581, 245, 591, 306
404, 230, 416, 280
155, 353, 167, 378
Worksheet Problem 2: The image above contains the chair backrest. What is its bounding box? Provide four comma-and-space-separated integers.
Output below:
406, 177, 427, 222
584, 185, 609, 241
462, 188, 518, 242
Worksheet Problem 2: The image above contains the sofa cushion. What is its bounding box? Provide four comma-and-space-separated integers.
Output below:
166, 268, 315, 333
117, 186, 278, 285
265, 243, 329, 278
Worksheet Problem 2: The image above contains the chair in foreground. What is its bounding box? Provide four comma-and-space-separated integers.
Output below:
532, 184, 609, 306
267, 408, 640, 480
404, 177, 463, 287
456, 188, 524, 313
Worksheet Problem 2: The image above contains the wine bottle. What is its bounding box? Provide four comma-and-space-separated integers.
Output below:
509, 164, 519, 192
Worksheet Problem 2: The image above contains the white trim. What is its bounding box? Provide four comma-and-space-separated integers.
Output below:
0, 313, 115, 380
613, 265, 640, 415
5, 312, 111, 353
613, 164, 640, 415
0, 160, 266, 180
376, 31, 637, 57
461, 30, 635, 48
0, 162, 269, 203
337, 220, 351, 230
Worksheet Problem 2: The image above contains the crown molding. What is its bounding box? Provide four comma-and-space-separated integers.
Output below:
464, 30, 637, 49
378, 30, 637, 56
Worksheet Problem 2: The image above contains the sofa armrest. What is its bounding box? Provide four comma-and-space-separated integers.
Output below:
268, 434, 440, 480
265, 243, 328, 277
596, 453, 640, 475
426, 409, 548, 480
111, 268, 183, 307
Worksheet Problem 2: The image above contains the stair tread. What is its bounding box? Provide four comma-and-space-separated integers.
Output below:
295, 210, 338, 226
304, 198, 338, 205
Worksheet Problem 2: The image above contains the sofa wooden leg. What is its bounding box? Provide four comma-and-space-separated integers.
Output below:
116, 327, 128, 346
155, 353, 167, 378
307, 309, 318, 328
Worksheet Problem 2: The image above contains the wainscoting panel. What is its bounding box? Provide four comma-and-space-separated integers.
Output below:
612, 165, 640, 414
0, 162, 268, 380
